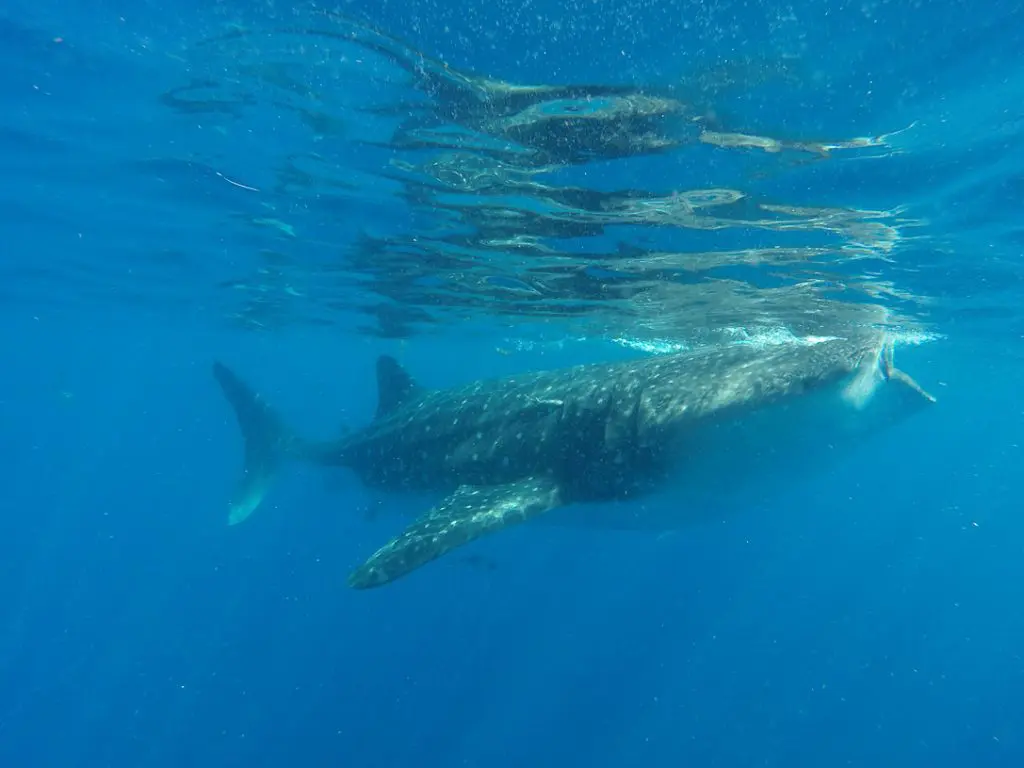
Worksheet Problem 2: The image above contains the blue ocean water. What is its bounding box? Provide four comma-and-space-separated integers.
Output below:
2, 0, 1024, 766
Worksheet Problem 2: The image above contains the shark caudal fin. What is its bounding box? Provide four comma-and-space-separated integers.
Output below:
212, 362, 295, 526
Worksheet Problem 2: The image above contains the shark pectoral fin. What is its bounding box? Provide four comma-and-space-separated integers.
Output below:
348, 477, 564, 589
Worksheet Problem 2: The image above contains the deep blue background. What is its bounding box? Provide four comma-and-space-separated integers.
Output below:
3, 1, 1024, 766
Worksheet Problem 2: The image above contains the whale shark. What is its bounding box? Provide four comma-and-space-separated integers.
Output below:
213, 332, 936, 589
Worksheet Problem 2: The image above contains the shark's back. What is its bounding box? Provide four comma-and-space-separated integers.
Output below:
338, 362, 588, 489
336, 336, 886, 494
627, 335, 881, 435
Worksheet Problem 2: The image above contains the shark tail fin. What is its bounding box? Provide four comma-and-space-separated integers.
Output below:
213, 362, 297, 526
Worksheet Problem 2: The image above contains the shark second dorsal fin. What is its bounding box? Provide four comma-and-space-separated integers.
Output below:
376, 355, 420, 418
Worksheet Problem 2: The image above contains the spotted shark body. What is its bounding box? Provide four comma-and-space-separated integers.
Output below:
213, 332, 936, 589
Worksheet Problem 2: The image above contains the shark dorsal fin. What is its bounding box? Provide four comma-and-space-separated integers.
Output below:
375, 355, 420, 418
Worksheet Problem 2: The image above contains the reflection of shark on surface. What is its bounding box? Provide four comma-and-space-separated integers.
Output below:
213, 332, 936, 589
